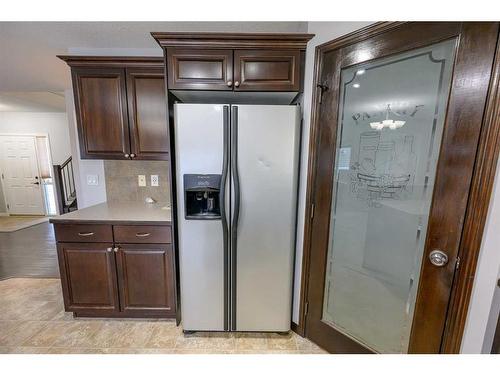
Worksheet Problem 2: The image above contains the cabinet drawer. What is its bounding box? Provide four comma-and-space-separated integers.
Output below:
54, 224, 113, 243
113, 225, 172, 244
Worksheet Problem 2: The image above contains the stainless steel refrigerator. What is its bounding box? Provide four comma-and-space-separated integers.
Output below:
174, 103, 300, 332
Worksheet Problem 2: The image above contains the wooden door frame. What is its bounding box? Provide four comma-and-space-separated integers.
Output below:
294, 22, 500, 353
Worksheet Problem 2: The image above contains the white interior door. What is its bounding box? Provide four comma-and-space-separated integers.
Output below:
1, 136, 45, 215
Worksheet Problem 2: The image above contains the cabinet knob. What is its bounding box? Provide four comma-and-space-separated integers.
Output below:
130, 153, 136, 158
124, 153, 130, 158
106, 247, 113, 253
113, 247, 119, 253
234, 81, 240, 87
227, 81, 233, 87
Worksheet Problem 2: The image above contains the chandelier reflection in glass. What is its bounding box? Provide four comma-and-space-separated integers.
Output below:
370, 104, 406, 130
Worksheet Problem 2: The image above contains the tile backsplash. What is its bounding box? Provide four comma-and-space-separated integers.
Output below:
104, 160, 170, 205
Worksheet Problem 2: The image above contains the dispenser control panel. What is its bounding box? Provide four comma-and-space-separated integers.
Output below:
183, 174, 222, 220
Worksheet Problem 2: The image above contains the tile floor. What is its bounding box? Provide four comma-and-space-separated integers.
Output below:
0, 216, 49, 233
0, 278, 326, 354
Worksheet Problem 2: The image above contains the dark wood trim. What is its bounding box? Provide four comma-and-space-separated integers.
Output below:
295, 42, 325, 339
151, 32, 314, 50
57, 55, 164, 68
441, 32, 500, 353
297, 21, 500, 353
291, 321, 302, 336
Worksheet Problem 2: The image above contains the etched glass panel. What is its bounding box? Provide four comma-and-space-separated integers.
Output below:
322, 39, 456, 353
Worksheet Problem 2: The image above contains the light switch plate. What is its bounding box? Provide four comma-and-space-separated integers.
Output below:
86, 174, 98, 186
138, 175, 146, 187
151, 175, 159, 187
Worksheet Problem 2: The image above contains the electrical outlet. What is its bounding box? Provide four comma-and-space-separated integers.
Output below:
151, 175, 159, 187
138, 175, 146, 187
86, 174, 98, 186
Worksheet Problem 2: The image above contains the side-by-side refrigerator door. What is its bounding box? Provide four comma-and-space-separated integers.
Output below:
174, 103, 230, 331
232, 104, 300, 331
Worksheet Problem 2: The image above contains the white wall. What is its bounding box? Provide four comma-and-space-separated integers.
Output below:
64, 89, 107, 209
292, 22, 373, 324
0, 111, 72, 213
0, 111, 71, 164
461, 156, 500, 353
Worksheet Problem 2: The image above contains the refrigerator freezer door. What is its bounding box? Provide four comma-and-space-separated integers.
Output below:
174, 103, 228, 331
233, 105, 300, 331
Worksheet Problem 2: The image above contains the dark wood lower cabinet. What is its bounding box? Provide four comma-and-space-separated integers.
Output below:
115, 244, 175, 315
57, 242, 119, 313
55, 223, 176, 318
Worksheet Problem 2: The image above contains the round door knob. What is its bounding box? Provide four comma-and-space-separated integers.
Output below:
429, 250, 448, 267
124, 153, 130, 158
234, 81, 240, 87
130, 153, 136, 158
227, 81, 233, 87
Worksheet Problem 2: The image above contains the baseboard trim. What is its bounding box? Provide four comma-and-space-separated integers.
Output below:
0, 212, 9, 216
291, 321, 304, 337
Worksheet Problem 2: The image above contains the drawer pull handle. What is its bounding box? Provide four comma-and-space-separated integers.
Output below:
135, 232, 151, 237
78, 232, 94, 236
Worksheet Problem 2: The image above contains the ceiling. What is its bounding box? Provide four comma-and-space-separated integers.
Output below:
0, 92, 66, 112
0, 22, 308, 94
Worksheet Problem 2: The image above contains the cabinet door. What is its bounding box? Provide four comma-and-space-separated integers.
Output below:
57, 242, 119, 312
233, 50, 301, 91
166, 48, 233, 90
126, 68, 169, 160
115, 244, 175, 316
72, 67, 131, 159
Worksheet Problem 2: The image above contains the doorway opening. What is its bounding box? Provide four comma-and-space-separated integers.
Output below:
0, 134, 58, 229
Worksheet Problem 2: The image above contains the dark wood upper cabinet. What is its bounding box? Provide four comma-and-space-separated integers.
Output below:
57, 242, 119, 312
233, 50, 301, 91
72, 67, 130, 159
115, 244, 175, 315
59, 56, 169, 160
166, 48, 233, 91
126, 67, 169, 160
152, 33, 314, 92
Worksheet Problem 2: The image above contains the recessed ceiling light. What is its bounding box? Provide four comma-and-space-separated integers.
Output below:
356, 69, 366, 75
353, 83, 360, 88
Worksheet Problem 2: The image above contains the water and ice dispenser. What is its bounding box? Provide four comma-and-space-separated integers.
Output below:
183, 174, 221, 220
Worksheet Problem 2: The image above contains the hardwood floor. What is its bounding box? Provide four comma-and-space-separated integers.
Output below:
0, 222, 59, 279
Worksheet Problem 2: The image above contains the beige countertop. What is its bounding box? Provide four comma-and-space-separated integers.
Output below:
49, 202, 172, 225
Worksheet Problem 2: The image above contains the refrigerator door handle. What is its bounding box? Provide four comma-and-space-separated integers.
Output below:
230, 105, 240, 331
221, 105, 230, 331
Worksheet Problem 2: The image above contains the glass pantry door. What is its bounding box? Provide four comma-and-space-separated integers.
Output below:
322, 40, 455, 354
304, 22, 499, 354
